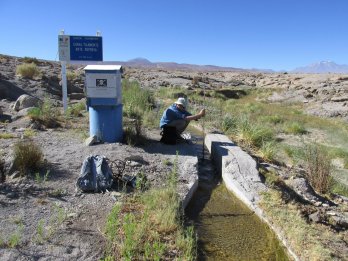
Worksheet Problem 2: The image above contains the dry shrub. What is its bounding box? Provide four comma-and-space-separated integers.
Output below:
304, 143, 332, 194
192, 76, 200, 85
14, 140, 43, 176
16, 63, 40, 79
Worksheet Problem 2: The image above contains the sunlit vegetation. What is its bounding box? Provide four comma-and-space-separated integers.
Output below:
156, 86, 348, 195
260, 189, 345, 260
16, 62, 40, 79
13, 140, 43, 176
28, 98, 61, 128
122, 80, 159, 145
104, 156, 196, 260
0, 132, 16, 139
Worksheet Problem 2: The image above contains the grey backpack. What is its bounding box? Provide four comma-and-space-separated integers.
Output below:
76, 155, 113, 192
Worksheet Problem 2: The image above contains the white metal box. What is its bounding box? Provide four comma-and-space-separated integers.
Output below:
84, 65, 122, 104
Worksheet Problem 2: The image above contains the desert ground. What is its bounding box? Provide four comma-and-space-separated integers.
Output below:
0, 54, 348, 260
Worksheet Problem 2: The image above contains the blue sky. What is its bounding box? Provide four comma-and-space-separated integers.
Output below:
1, 0, 347, 71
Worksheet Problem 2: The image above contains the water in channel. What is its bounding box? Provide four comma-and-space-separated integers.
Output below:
185, 140, 289, 260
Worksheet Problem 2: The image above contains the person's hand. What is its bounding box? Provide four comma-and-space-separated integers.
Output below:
199, 108, 206, 117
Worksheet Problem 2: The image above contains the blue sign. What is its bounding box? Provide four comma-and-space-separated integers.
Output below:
69, 36, 103, 61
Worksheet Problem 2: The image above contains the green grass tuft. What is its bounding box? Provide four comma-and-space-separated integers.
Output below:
0, 133, 16, 139
28, 98, 60, 128
236, 116, 275, 148
66, 102, 85, 117
284, 122, 307, 135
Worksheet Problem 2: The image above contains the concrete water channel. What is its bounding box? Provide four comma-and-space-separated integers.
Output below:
185, 130, 290, 260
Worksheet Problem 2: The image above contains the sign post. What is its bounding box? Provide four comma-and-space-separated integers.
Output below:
58, 30, 103, 112
61, 61, 68, 112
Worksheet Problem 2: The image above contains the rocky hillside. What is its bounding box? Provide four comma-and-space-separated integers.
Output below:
1, 54, 347, 122
125, 67, 348, 121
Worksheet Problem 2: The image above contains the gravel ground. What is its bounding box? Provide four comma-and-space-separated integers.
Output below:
0, 125, 200, 260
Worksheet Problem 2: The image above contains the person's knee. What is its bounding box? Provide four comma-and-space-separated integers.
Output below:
176, 120, 189, 134
166, 119, 189, 134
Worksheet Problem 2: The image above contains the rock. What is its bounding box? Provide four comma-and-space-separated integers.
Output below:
69, 93, 85, 100
331, 96, 348, 102
30, 121, 42, 130
85, 135, 98, 146
0, 79, 27, 101
331, 215, 348, 229
9, 171, 21, 180
67, 213, 79, 218
6, 191, 19, 199
13, 94, 41, 111
16, 128, 26, 132
309, 211, 320, 223
128, 161, 141, 167
125, 155, 146, 164
17, 107, 35, 117
326, 211, 337, 216
304, 93, 314, 98
67, 81, 84, 94
4, 154, 15, 175
41, 74, 61, 96
111, 191, 122, 201
111, 192, 122, 197
314, 201, 322, 207
289, 177, 316, 195
11, 115, 20, 121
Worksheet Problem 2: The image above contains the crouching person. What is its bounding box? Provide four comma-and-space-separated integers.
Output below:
159, 97, 206, 144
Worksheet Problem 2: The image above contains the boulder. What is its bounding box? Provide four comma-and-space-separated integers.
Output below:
287, 177, 317, 201
13, 94, 40, 111
0, 79, 28, 101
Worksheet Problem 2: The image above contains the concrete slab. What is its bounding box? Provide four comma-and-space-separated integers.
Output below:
205, 133, 266, 212
205, 133, 300, 261
143, 138, 200, 209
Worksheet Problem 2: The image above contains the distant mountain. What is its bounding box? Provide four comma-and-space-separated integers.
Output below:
126, 58, 152, 65
102, 57, 273, 72
292, 61, 348, 73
